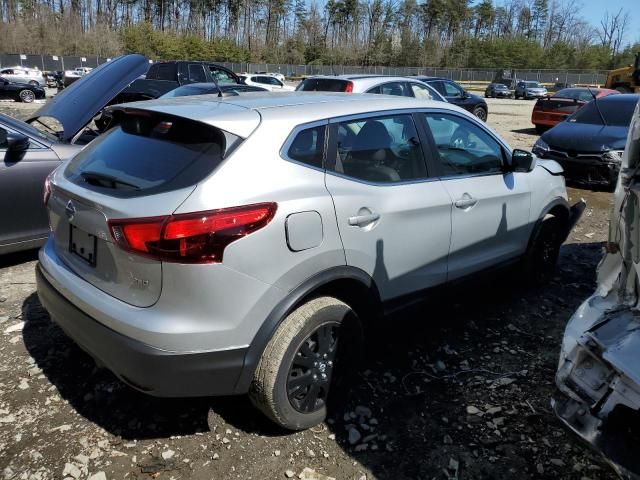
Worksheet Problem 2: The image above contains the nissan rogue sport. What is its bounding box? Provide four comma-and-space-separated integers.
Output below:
36, 92, 583, 430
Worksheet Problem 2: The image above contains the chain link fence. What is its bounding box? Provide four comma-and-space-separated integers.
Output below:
0, 53, 608, 85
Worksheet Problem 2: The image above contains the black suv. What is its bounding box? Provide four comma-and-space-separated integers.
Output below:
416, 76, 488, 121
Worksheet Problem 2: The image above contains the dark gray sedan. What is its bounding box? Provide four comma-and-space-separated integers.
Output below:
0, 114, 81, 254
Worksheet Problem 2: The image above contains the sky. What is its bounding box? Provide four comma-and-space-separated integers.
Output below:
577, 0, 639, 44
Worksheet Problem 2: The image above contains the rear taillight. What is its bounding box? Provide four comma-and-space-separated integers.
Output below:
43, 174, 52, 206
344, 81, 354, 93
108, 203, 277, 263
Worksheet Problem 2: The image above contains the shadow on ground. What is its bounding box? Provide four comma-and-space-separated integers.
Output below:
21, 241, 606, 479
511, 127, 540, 136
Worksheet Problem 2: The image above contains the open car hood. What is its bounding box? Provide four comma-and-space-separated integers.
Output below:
27, 54, 149, 143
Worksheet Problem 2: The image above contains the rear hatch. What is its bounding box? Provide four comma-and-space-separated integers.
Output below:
535, 97, 583, 115
47, 108, 245, 307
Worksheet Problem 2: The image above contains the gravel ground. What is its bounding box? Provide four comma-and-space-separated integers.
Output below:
0, 96, 617, 480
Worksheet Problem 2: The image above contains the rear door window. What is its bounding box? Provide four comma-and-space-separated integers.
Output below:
148, 63, 176, 81
65, 112, 238, 196
285, 125, 326, 169
188, 64, 207, 83
366, 82, 407, 97
330, 114, 427, 183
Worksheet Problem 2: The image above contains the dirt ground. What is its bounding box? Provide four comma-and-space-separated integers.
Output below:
0, 96, 617, 480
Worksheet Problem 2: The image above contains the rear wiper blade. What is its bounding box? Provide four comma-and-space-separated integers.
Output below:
81, 171, 140, 190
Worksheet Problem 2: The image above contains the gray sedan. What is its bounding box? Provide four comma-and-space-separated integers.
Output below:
0, 113, 81, 254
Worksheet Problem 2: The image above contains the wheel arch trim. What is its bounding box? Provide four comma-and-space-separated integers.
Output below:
233, 266, 381, 394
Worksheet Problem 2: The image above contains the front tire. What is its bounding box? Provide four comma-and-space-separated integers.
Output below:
250, 297, 363, 430
19, 89, 35, 103
523, 216, 563, 285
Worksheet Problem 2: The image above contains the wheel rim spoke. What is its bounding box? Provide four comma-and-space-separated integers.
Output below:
286, 322, 340, 414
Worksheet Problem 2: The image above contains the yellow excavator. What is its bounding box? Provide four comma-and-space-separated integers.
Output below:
605, 52, 640, 93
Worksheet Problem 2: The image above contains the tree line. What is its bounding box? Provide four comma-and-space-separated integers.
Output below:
0, 0, 637, 70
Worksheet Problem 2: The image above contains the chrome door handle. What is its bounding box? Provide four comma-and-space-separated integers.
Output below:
454, 195, 477, 209
348, 213, 380, 227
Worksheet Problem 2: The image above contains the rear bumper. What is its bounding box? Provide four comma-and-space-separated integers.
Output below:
36, 263, 247, 397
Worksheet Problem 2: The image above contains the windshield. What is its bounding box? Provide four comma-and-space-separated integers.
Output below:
525, 82, 542, 88
568, 98, 638, 126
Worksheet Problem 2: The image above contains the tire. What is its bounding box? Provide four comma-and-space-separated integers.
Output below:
523, 216, 563, 285
473, 106, 487, 122
19, 89, 35, 103
250, 296, 363, 430
514, 93, 519, 99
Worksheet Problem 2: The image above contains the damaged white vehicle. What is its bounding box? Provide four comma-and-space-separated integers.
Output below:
554, 98, 640, 480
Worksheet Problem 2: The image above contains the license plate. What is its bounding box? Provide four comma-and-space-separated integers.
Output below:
69, 225, 97, 266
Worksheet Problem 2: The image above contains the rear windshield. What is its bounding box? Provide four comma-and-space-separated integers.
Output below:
296, 78, 350, 92
568, 98, 638, 127
555, 89, 595, 102
65, 111, 239, 197
161, 85, 215, 98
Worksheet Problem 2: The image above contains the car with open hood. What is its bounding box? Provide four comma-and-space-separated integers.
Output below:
554, 98, 640, 480
0, 54, 149, 255
533, 94, 640, 190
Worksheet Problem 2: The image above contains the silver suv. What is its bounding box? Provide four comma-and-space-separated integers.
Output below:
296, 75, 446, 102
37, 92, 582, 430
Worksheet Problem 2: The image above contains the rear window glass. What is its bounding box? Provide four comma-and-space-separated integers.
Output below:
296, 78, 349, 92
286, 125, 325, 169
65, 112, 238, 196
555, 89, 594, 102
568, 98, 638, 127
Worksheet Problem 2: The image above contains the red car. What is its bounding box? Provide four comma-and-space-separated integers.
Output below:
531, 87, 619, 133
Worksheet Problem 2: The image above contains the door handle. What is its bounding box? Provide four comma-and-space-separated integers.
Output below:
454, 194, 478, 209
348, 213, 380, 227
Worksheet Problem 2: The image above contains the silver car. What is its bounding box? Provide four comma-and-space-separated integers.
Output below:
514, 81, 548, 99
296, 74, 446, 102
0, 67, 46, 86
37, 92, 582, 430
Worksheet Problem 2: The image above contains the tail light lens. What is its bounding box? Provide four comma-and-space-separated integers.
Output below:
344, 81, 354, 93
108, 203, 277, 263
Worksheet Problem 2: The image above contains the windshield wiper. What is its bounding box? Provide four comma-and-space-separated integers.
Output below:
81, 171, 141, 190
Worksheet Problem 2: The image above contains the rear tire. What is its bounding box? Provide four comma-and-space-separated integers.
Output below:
523, 216, 563, 285
249, 296, 363, 430
19, 89, 35, 103
473, 106, 487, 121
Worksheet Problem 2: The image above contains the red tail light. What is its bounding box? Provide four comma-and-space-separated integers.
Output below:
344, 81, 354, 93
108, 203, 277, 263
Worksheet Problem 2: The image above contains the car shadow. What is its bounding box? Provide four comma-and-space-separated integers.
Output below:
21, 291, 284, 440
21, 241, 605, 474
511, 127, 540, 136
0, 249, 39, 269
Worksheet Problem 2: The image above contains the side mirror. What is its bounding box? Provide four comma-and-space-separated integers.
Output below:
7, 132, 30, 153
510, 149, 535, 172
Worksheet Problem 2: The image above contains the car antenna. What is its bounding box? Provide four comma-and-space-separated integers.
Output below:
587, 86, 607, 126
211, 73, 223, 98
